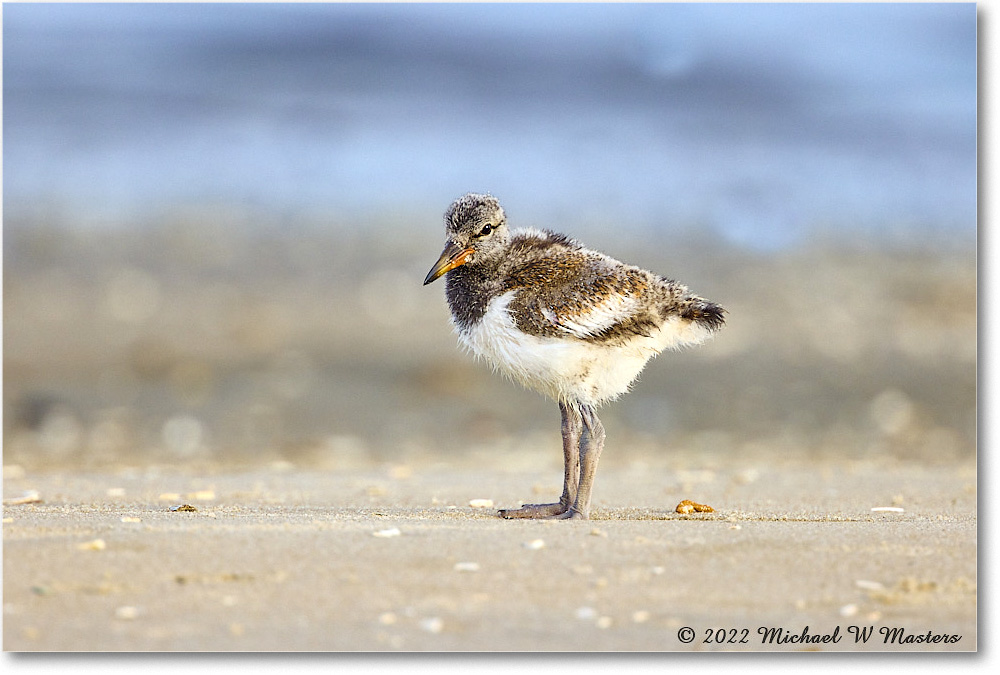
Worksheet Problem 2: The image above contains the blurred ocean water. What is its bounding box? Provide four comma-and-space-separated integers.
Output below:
2, 2, 977, 249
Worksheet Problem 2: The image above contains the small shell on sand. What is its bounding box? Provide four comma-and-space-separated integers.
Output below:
373, 527, 402, 538
4, 490, 41, 505
855, 580, 886, 592
676, 499, 715, 514
170, 504, 198, 512
523, 539, 546, 550
453, 562, 480, 572
78, 538, 106, 551
871, 506, 905, 513
468, 499, 494, 508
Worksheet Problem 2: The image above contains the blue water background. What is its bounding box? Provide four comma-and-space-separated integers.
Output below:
2, 2, 977, 249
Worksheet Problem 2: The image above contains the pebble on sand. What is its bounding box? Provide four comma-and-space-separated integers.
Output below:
453, 562, 480, 572
523, 539, 546, 550
373, 527, 402, 538
468, 499, 494, 508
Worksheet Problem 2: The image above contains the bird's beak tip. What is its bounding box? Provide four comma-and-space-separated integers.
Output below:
423, 243, 473, 286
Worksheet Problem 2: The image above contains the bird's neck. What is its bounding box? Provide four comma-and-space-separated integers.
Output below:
445, 263, 504, 330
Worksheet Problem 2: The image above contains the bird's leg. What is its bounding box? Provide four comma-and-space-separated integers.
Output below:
498, 401, 582, 519
556, 400, 583, 511
557, 404, 605, 520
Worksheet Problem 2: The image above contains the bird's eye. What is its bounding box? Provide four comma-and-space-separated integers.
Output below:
478, 224, 493, 237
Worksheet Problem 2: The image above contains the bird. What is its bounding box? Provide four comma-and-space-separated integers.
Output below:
423, 193, 725, 520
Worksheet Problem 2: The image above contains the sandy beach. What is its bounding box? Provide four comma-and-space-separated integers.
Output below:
2, 454, 976, 652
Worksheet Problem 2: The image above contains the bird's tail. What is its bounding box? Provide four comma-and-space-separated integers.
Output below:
679, 297, 726, 332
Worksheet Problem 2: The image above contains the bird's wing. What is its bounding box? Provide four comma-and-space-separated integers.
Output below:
538, 289, 643, 339
508, 255, 661, 342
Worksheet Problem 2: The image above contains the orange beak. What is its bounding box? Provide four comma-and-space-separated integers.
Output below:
423, 241, 474, 285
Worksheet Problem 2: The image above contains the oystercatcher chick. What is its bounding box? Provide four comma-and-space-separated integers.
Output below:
424, 193, 725, 520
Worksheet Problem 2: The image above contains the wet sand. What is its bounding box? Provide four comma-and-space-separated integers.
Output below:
2, 456, 977, 652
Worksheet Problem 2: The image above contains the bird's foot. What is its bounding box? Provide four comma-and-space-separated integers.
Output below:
498, 503, 589, 520
549, 506, 588, 520
498, 502, 567, 519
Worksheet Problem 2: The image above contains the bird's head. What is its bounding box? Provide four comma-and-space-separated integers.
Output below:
423, 193, 510, 285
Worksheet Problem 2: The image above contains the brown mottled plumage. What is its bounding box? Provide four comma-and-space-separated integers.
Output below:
424, 193, 725, 520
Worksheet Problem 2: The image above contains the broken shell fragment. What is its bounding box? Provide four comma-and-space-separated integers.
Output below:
675, 499, 715, 514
